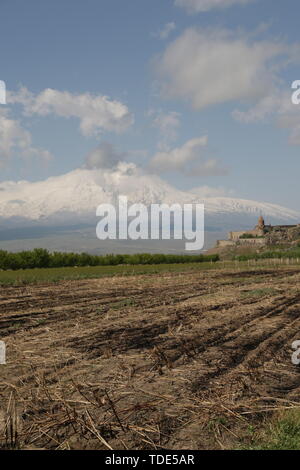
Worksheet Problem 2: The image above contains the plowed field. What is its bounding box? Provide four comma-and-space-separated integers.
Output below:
0, 266, 300, 449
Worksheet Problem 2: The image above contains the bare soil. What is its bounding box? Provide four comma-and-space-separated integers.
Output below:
0, 266, 300, 450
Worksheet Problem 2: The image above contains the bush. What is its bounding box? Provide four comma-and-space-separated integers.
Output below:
0, 249, 219, 271
234, 247, 300, 262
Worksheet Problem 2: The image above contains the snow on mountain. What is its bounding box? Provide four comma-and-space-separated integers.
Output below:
0, 163, 298, 229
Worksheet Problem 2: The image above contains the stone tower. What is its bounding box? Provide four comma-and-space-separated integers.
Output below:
255, 215, 265, 235
257, 215, 265, 229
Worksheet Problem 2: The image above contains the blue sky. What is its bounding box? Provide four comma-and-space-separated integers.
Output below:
1, 0, 300, 209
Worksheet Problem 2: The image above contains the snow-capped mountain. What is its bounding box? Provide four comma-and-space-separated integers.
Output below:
0, 163, 298, 230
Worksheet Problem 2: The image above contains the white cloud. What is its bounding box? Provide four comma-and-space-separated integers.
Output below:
150, 136, 208, 172
156, 28, 296, 110
233, 89, 300, 145
175, 0, 254, 13
232, 92, 282, 123
84, 142, 126, 169
155, 22, 176, 40
8, 87, 134, 137
150, 110, 181, 150
149, 136, 226, 175
0, 110, 52, 167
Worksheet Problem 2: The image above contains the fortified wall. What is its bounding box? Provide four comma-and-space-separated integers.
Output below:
216, 216, 299, 248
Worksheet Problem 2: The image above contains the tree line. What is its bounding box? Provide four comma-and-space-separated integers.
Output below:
0, 248, 219, 271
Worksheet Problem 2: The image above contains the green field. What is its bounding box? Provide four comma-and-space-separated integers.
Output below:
1, 257, 300, 286
0, 262, 220, 286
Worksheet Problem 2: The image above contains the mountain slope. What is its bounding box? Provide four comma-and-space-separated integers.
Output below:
0, 163, 298, 229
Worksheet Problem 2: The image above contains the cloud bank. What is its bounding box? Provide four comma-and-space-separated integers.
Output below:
0, 110, 52, 168
233, 89, 300, 145
156, 28, 298, 110
149, 136, 227, 176
8, 87, 134, 137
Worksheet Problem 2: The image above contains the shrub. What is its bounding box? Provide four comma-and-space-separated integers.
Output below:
0, 249, 219, 271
